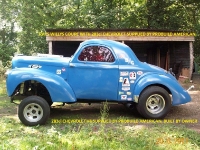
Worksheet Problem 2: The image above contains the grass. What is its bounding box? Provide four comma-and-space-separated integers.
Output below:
0, 116, 200, 150
0, 80, 200, 150
0, 79, 6, 95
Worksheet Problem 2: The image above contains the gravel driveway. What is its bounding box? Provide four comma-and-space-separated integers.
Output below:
166, 91, 200, 133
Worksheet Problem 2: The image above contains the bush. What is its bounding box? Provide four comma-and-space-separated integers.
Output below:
0, 61, 11, 78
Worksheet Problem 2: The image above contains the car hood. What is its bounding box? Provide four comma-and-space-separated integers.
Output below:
12, 56, 71, 68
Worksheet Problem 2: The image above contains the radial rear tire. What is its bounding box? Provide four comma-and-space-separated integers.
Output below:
18, 96, 50, 126
136, 86, 171, 119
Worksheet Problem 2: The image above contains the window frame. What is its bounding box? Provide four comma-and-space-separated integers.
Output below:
77, 45, 116, 63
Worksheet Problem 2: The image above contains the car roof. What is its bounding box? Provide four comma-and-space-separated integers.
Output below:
80, 39, 129, 49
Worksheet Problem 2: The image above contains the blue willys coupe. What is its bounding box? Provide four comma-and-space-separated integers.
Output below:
6, 39, 191, 126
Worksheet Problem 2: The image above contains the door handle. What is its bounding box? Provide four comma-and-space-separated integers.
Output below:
69, 63, 75, 67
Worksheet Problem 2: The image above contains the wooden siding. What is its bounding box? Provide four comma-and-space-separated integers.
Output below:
170, 42, 190, 68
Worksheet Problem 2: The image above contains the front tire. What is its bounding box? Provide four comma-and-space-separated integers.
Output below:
136, 86, 171, 119
18, 96, 50, 126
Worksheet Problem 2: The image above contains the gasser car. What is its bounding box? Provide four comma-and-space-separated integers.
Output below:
6, 39, 191, 126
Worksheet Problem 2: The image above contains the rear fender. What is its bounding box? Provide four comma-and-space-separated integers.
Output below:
133, 73, 191, 105
6, 68, 76, 103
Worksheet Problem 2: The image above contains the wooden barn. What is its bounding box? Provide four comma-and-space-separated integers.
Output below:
45, 29, 195, 80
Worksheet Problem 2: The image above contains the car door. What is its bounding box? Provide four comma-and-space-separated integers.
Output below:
68, 44, 119, 100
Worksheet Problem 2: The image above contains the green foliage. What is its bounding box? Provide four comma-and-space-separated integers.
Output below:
100, 101, 110, 120
1, 0, 200, 61
0, 43, 15, 66
0, 79, 6, 95
0, 0, 18, 66
100, 101, 110, 131
146, 0, 191, 30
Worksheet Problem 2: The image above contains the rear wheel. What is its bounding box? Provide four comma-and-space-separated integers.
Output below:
136, 86, 171, 119
18, 96, 50, 126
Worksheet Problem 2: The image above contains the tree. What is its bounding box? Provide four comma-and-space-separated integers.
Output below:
143, 0, 194, 30
0, 0, 18, 66
1, 0, 200, 63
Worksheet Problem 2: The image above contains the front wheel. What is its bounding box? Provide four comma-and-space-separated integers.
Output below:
18, 96, 50, 126
136, 86, 171, 119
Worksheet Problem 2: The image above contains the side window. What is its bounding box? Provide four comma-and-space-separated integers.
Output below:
78, 46, 115, 62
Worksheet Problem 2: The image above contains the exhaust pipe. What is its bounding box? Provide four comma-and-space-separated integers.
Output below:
187, 85, 194, 91
126, 103, 136, 109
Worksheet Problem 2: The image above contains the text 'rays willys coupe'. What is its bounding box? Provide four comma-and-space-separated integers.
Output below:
6, 39, 191, 126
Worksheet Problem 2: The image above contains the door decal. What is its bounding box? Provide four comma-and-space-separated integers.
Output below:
122, 78, 130, 86
122, 87, 130, 91
129, 72, 136, 79
120, 71, 129, 76
121, 95, 127, 100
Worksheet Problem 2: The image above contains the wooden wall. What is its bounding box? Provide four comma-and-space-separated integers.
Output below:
170, 42, 190, 78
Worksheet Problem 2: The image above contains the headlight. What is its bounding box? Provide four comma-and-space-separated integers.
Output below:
5, 69, 11, 77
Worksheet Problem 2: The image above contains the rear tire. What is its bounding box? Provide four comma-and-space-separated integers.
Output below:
136, 86, 171, 119
18, 96, 50, 126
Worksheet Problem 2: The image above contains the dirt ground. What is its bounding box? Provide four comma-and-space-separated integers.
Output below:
166, 90, 200, 133
50, 88, 200, 133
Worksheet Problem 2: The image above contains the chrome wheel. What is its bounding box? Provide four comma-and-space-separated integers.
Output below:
146, 94, 165, 114
137, 86, 171, 119
23, 103, 43, 122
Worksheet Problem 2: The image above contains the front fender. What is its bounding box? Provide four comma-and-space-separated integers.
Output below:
6, 68, 76, 103
133, 73, 191, 105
